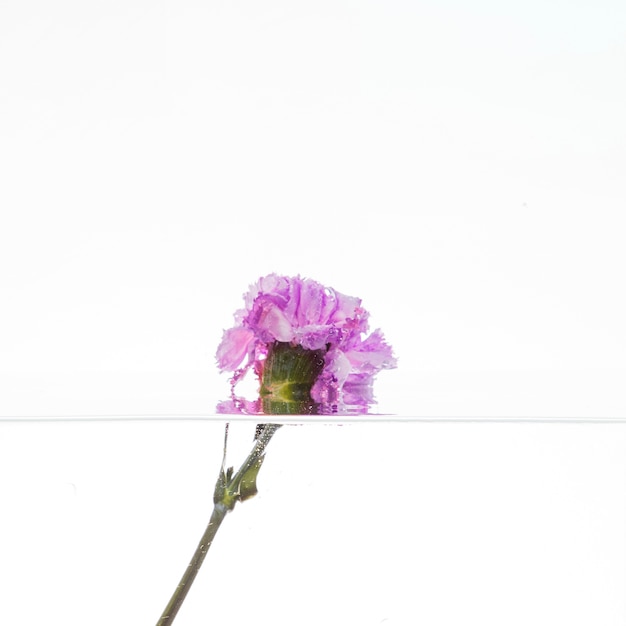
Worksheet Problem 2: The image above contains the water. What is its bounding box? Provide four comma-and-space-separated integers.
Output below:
2, 417, 625, 626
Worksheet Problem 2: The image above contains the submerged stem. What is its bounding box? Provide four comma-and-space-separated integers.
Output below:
156, 504, 228, 626
155, 424, 280, 626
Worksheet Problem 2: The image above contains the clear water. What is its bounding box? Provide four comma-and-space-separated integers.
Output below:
2, 417, 626, 626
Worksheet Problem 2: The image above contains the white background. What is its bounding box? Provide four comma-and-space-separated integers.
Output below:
1, 4, 626, 623
1, 0, 625, 418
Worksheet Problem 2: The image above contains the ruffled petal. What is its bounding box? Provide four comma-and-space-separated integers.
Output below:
344, 329, 397, 372
310, 349, 352, 404
216, 326, 255, 371
329, 292, 361, 324
253, 299, 294, 342
297, 279, 325, 325
293, 324, 341, 350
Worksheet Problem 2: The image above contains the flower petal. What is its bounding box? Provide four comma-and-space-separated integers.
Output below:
254, 300, 294, 342
216, 326, 255, 371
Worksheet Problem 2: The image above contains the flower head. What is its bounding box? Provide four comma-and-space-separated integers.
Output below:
217, 274, 396, 413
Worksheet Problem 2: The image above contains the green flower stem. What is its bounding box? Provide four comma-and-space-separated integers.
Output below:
155, 424, 281, 626
156, 504, 228, 626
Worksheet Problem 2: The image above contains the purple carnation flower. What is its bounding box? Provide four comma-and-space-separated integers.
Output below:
216, 274, 396, 413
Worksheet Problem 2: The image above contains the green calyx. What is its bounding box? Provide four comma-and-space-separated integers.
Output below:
259, 341, 326, 415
